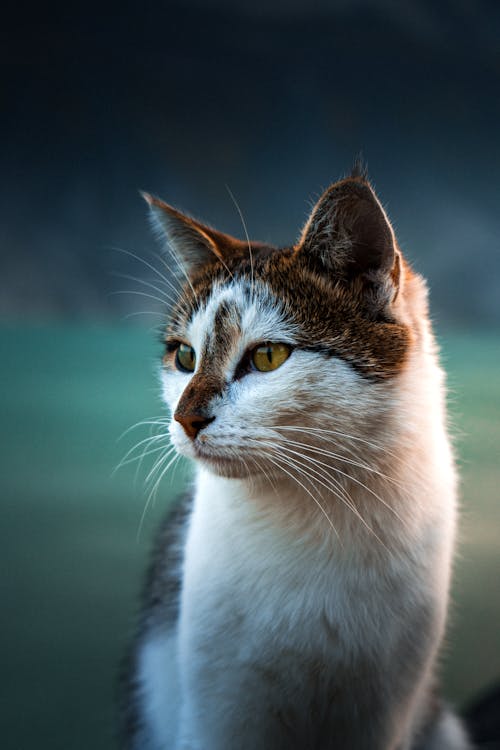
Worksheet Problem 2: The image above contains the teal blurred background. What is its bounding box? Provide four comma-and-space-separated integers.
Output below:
2, 327, 499, 749
1, 1, 500, 748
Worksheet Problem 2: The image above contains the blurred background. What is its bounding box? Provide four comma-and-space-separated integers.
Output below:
1, 1, 499, 748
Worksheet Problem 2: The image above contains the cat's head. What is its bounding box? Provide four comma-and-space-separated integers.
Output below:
145, 173, 428, 482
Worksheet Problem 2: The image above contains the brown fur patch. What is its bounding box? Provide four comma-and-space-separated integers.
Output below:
262, 251, 411, 379
164, 176, 414, 381
174, 371, 223, 422
173, 299, 244, 422
167, 245, 412, 381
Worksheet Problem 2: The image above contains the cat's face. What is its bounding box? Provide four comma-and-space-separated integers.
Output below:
162, 275, 407, 481
148, 175, 426, 482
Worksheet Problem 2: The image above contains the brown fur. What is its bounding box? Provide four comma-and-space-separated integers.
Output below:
167, 250, 411, 382
161, 175, 414, 382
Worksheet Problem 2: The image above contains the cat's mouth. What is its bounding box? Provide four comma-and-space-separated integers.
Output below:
176, 441, 258, 479
171, 427, 264, 479
192, 446, 249, 478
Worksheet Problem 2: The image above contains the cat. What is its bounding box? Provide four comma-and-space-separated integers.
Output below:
121, 167, 471, 749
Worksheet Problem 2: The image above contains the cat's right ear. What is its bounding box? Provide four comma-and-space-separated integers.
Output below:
142, 192, 239, 277
297, 177, 402, 311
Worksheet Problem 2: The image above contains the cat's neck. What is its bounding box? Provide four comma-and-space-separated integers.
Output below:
194, 432, 453, 559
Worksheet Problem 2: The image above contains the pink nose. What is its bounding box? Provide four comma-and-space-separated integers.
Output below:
174, 412, 215, 441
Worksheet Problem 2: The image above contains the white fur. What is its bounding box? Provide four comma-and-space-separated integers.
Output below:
143, 277, 463, 749
423, 710, 471, 750
137, 631, 180, 749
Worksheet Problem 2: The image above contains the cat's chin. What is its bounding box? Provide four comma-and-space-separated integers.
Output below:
196, 454, 256, 480
189, 445, 262, 480
199, 460, 250, 479
172, 439, 264, 480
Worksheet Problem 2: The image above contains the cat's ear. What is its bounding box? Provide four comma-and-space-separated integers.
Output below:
298, 177, 401, 307
142, 192, 240, 276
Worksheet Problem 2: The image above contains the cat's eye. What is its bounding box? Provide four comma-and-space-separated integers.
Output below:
175, 344, 196, 373
251, 343, 291, 372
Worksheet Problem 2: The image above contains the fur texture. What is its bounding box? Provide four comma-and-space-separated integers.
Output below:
122, 173, 470, 749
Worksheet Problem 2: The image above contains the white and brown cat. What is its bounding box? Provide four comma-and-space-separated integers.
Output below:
121, 169, 470, 749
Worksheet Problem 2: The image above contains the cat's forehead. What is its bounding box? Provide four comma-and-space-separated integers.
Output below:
186, 279, 298, 352
167, 254, 412, 380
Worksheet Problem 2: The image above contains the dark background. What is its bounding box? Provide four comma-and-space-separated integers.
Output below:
1, 2, 499, 749
2, 0, 500, 325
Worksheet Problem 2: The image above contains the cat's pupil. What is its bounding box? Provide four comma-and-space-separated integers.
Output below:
251, 343, 291, 372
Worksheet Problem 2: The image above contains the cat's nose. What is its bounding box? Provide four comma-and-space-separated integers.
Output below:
174, 411, 215, 441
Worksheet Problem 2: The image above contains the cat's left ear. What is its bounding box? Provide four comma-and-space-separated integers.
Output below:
142, 192, 243, 276
298, 177, 401, 308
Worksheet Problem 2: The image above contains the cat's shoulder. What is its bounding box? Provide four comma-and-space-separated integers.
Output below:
139, 490, 193, 632
118, 492, 192, 747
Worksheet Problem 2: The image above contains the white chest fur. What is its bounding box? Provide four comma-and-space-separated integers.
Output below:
174, 465, 454, 750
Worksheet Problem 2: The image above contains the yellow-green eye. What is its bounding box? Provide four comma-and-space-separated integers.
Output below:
175, 344, 196, 372
251, 343, 291, 372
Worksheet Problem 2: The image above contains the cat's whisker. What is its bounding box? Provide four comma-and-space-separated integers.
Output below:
168, 453, 182, 488
278, 424, 430, 484
276, 424, 429, 486
250, 436, 379, 536
147, 450, 173, 488
254, 444, 341, 542
149, 251, 191, 299
119, 316, 168, 338
118, 418, 170, 441
261, 441, 360, 518
116, 444, 167, 472
135, 444, 170, 485
113, 433, 170, 475
136, 449, 180, 542
169, 452, 184, 489
112, 246, 183, 296
241, 450, 277, 495
145, 445, 177, 484
276, 424, 397, 458
272, 447, 349, 508
141, 443, 173, 482
267, 442, 390, 551
163, 240, 199, 302
111, 289, 179, 308
122, 310, 168, 321
118, 430, 169, 459
112, 272, 181, 308
142, 452, 168, 488
258, 427, 394, 488
150, 451, 182, 503
254, 454, 281, 497
267, 456, 341, 541
275, 435, 405, 490
131, 432, 172, 482
275, 439, 408, 531
225, 185, 254, 299
238, 452, 256, 492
